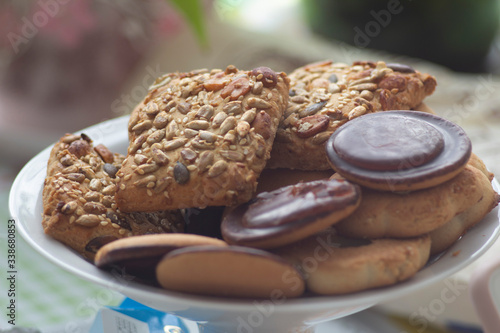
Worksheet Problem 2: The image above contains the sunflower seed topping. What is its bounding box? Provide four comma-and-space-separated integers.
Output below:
248, 97, 271, 109
75, 214, 101, 227
164, 138, 187, 151
196, 105, 214, 119
186, 120, 210, 130
208, 160, 228, 178
197, 151, 214, 173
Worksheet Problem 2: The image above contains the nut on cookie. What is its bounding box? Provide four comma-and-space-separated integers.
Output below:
115, 65, 290, 211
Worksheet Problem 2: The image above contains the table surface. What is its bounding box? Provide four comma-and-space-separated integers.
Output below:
2, 8, 500, 332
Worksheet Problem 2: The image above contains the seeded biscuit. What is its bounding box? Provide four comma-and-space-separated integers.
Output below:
116, 65, 290, 211
267, 60, 437, 170
42, 134, 184, 261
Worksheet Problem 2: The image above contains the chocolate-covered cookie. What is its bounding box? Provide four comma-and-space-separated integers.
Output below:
221, 178, 361, 249
326, 111, 472, 191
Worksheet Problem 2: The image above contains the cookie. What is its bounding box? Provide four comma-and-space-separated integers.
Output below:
221, 178, 361, 249
326, 111, 471, 192
156, 245, 305, 298
273, 228, 431, 295
468, 152, 495, 181
115, 65, 290, 212
95, 234, 227, 280
42, 134, 184, 261
335, 163, 493, 239
429, 167, 499, 255
267, 60, 437, 170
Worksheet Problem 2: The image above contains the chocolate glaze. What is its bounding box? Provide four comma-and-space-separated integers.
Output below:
243, 180, 355, 228
96, 244, 179, 268
333, 114, 445, 171
221, 179, 360, 248
326, 111, 472, 190
96, 244, 180, 283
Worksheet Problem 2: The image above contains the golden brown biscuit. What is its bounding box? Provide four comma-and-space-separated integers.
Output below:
42, 134, 184, 261
273, 228, 431, 295
156, 245, 305, 298
335, 164, 492, 239
468, 152, 494, 181
115, 65, 290, 212
95, 234, 227, 280
221, 178, 361, 249
429, 173, 499, 255
267, 60, 437, 170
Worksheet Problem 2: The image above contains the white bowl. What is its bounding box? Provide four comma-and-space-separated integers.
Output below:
9, 116, 500, 333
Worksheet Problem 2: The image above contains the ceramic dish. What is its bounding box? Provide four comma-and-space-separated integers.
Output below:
9, 116, 500, 333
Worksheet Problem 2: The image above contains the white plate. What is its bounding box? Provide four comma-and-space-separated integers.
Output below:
9, 116, 500, 333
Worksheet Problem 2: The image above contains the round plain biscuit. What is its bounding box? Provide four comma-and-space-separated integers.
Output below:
335, 164, 489, 239
273, 229, 431, 295
156, 245, 305, 298
429, 166, 499, 255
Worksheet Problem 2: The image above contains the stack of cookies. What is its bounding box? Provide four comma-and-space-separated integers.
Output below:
42, 60, 499, 298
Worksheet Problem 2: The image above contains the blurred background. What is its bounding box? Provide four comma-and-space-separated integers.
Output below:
1, 0, 500, 166
1, 0, 500, 167
1, 0, 500, 331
